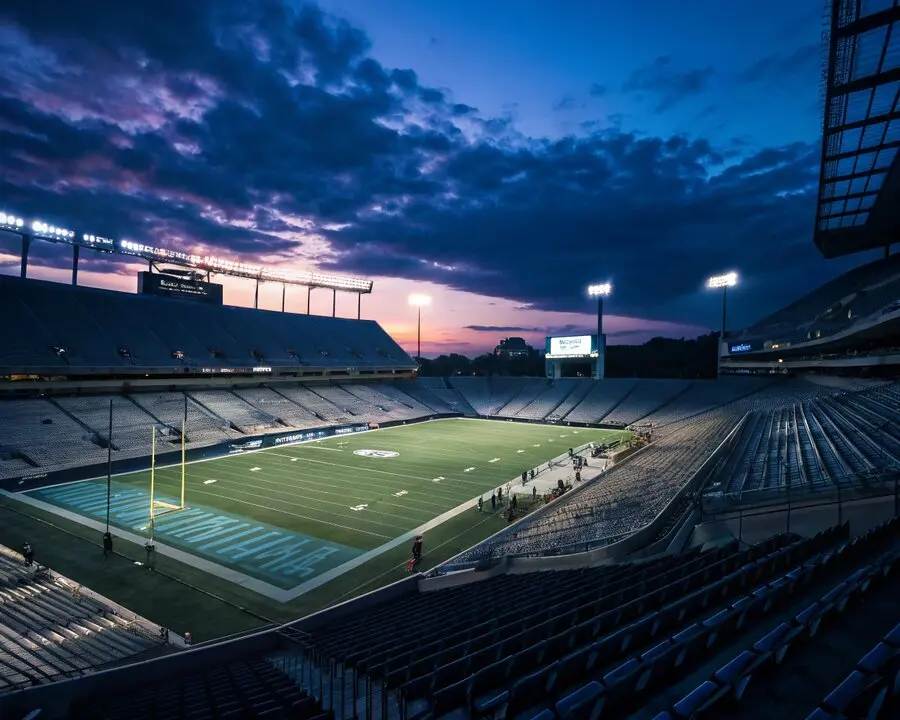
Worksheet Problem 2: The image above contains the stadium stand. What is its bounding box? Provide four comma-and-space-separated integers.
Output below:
0, 275, 414, 371
0, 544, 167, 693
278, 519, 900, 720
391, 380, 474, 416
714, 382, 900, 496
601, 379, 694, 426
232, 388, 330, 428
562, 379, 638, 424
731, 255, 900, 347
188, 390, 282, 434
452, 380, 881, 561
69, 656, 331, 720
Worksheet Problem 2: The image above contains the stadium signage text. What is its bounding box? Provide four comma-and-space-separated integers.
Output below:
545, 335, 598, 359
228, 439, 264, 454
137, 271, 224, 305
730, 343, 753, 353
353, 449, 399, 458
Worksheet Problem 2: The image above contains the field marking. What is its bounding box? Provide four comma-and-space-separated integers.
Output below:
350, 504, 368, 512
393, 490, 408, 497
151, 461, 438, 522
203, 479, 217, 485
149, 456, 465, 513
250, 467, 261, 472
432, 477, 444, 483
517, 449, 524, 453
307, 446, 344, 452
488, 458, 501, 463
16, 419, 633, 602
464, 467, 476, 473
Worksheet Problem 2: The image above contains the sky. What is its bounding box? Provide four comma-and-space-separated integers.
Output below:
0, 0, 884, 356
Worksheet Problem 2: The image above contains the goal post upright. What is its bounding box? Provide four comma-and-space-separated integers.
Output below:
180, 415, 186, 510
149, 426, 156, 542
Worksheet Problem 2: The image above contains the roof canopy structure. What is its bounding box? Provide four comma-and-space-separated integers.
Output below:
815, 0, 900, 258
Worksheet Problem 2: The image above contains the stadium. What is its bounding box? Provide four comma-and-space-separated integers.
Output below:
1, 2, 900, 720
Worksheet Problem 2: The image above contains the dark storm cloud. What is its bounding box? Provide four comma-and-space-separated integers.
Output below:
0, 1, 851, 330
735, 44, 819, 84
623, 56, 714, 112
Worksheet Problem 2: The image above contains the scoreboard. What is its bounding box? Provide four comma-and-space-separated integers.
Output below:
544, 334, 599, 359
138, 271, 223, 305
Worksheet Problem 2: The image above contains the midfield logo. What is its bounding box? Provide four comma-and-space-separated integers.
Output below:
353, 449, 399, 458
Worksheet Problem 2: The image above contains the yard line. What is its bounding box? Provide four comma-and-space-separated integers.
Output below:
158, 485, 395, 540
148, 464, 442, 519
151, 458, 474, 508
149, 459, 457, 514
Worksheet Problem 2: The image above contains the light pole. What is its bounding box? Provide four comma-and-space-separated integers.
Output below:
587, 283, 612, 380
408, 294, 431, 362
707, 272, 738, 377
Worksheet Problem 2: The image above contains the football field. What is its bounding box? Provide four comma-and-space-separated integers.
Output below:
26, 419, 629, 596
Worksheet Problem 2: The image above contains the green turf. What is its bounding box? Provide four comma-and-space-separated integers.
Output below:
0, 419, 629, 638
115, 418, 625, 550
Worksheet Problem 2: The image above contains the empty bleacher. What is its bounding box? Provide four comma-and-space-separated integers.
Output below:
731, 253, 900, 347
0, 275, 413, 371
715, 382, 900, 496
563, 380, 637, 423
0, 545, 166, 694
286, 518, 900, 720
0, 398, 108, 473
651, 518, 900, 720
69, 656, 330, 720
233, 388, 329, 429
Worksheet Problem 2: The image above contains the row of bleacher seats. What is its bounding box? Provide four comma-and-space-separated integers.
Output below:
714, 382, 900, 496
655, 517, 900, 720
0, 382, 450, 480
291, 519, 900, 720
452, 380, 870, 560
448, 376, 790, 427
0, 545, 165, 694
70, 656, 333, 720
732, 254, 900, 347
0, 275, 413, 370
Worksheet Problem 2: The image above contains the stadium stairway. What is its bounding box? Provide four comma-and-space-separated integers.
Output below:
286, 524, 871, 720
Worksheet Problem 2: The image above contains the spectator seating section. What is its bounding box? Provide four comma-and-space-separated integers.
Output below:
731, 254, 900, 347
69, 656, 333, 720
295, 523, 878, 720
454, 380, 871, 560
715, 382, 900, 495
655, 516, 900, 720
461, 411, 741, 559
563, 380, 638, 424
0, 545, 165, 693
0, 382, 451, 480
0, 275, 413, 371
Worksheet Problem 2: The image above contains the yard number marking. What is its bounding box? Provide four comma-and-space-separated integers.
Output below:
350, 504, 368, 511
393, 490, 408, 497
464, 467, 476, 472
489, 458, 501, 463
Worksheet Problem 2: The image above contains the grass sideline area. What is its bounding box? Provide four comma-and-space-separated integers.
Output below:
0, 419, 629, 639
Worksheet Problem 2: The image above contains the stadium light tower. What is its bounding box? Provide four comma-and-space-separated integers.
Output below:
587, 283, 612, 380
706, 272, 738, 337
707, 272, 738, 377
408, 294, 431, 362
